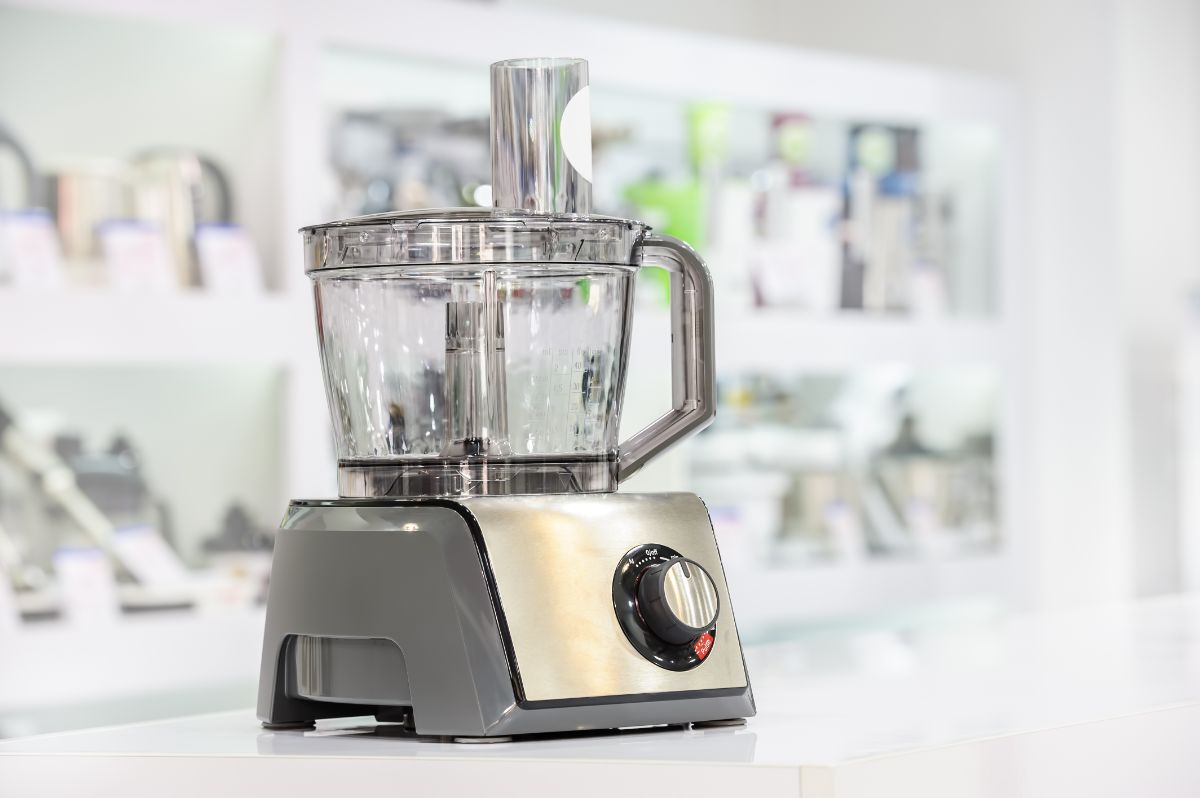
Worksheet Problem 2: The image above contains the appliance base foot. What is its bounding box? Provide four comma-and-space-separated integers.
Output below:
261, 720, 316, 731
691, 717, 747, 729
451, 735, 514, 744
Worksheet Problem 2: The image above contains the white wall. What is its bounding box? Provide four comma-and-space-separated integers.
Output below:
1113, 0, 1200, 595
1015, 0, 1132, 605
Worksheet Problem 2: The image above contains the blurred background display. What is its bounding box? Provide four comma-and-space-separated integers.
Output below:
0, 0, 1196, 746
321, 52, 998, 318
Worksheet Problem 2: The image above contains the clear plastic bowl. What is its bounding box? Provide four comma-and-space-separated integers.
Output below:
304, 208, 713, 498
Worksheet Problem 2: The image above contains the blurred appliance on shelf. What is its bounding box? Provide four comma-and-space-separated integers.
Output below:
772, 427, 862, 563
868, 413, 997, 557
869, 413, 948, 554
330, 109, 490, 217
52, 433, 177, 551
752, 115, 841, 311
129, 149, 234, 287
692, 432, 790, 571
44, 158, 131, 280
943, 432, 998, 547
199, 502, 273, 608
0, 397, 193, 620
37, 150, 246, 291
202, 502, 273, 556
841, 125, 950, 315
0, 120, 39, 211
697, 370, 998, 565
694, 412, 863, 567
330, 107, 631, 221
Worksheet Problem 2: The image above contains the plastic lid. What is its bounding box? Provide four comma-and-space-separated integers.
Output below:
302, 208, 648, 272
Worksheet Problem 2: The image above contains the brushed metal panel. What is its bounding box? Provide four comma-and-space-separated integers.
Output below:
462, 493, 748, 702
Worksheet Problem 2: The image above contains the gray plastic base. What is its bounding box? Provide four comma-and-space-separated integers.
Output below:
257, 497, 755, 738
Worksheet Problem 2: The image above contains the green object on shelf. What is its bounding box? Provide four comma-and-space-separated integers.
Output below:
687, 101, 732, 170
855, 125, 896, 177
775, 116, 814, 166
624, 178, 705, 306
619, 101, 725, 307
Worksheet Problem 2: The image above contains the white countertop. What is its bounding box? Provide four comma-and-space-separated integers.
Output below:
3, 595, 1200, 797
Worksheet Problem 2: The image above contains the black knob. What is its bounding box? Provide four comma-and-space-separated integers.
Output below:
636, 558, 719, 645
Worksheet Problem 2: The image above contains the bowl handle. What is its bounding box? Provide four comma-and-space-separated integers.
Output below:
618, 233, 716, 482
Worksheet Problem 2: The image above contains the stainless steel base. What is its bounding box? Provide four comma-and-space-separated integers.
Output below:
257, 493, 755, 738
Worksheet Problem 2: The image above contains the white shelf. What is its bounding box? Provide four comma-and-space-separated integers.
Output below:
0, 291, 312, 366
728, 552, 1009, 635
626, 308, 1005, 372
0, 608, 264, 717
6, 596, 1200, 797
717, 313, 1004, 371
0, 293, 1003, 372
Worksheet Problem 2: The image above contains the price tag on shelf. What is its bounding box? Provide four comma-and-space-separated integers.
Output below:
0, 209, 66, 290
53, 546, 120, 625
0, 572, 19, 633
99, 220, 177, 292
753, 188, 841, 311
111, 524, 191, 588
195, 223, 264, 294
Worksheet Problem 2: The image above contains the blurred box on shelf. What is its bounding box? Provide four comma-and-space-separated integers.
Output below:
0, 209, 64, 290
696, 368, 1000, 571
0, 563, 18, 633
99, 221, 176, 293
194, 224, 264, 294
52, 546, 120, 625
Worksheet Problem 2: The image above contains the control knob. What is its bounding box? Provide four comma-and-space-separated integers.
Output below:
636, 558, 719, 645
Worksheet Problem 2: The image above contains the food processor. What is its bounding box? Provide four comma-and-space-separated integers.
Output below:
257, 57, 754, 741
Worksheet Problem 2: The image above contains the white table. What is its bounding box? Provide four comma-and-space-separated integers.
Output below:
4, 595, 1200, 797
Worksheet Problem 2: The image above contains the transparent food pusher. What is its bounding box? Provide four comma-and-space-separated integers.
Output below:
259, 58, 754, 741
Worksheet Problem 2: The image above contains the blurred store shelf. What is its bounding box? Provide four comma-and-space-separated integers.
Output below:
0, 293, 1000, 370
627, 308, 1004, 371
0, 608, 263, 737
0, 0, 1026, 697
729, 552, 1007, 638
717, 313, 1004, 370
0, 291, 311, 365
